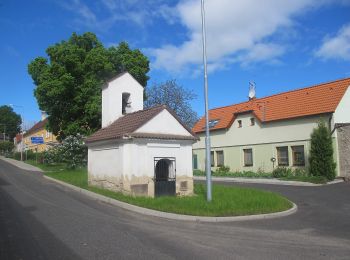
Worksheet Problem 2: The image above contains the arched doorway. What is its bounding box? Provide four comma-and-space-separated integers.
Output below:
154, 158, 176, 197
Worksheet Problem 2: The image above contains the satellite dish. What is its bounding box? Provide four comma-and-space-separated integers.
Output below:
249, 81, 256, 100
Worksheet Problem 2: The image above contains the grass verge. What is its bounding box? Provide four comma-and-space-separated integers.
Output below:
43, 167, 292, 217
279, 175, 328, 184
25, 160, 66, 172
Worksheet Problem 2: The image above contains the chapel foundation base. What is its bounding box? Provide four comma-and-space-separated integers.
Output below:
88, 173, 194, 198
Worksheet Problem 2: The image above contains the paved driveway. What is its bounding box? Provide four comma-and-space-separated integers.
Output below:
1, 159, 349, 259
206, 180, 350, 240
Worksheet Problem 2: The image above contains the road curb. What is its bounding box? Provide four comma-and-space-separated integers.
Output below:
194, 176, 344, 186
44, 175, 298, 222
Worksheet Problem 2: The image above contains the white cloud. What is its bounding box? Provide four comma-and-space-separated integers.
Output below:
60, 0, 96, 24
315, 24, 350, 61
59, 0, 173, 31
150, 0, 324, 73
237, 43, 286, 66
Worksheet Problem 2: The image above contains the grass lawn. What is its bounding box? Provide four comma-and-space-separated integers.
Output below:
43, 167, 293, 217
25, 160, 66, 172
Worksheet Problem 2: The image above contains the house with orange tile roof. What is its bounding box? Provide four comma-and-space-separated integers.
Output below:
192, 78, 350, 178
23, 112, 59, 152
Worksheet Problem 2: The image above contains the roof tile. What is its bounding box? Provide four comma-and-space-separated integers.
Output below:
193, 78, 350, 133
86, 105, 198, 143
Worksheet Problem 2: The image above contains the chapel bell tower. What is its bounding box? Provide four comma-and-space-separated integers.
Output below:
102, 72, 144, 128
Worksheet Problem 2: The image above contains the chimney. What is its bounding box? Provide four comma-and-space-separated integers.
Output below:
248, 81, 256, 101
41, 111, 48, 121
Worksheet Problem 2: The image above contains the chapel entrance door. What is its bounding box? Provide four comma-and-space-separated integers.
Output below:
154, 158, 176, 197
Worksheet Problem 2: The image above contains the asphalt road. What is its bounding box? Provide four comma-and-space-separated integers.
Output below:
1, 159, 350, 260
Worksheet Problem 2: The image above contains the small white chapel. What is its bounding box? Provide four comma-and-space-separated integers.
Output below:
86, 72, 198, 197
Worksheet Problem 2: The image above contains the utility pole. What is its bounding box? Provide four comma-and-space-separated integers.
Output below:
201, 0, 212, 202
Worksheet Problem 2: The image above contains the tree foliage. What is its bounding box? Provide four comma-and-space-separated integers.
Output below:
309, 120, 336, 180
28, 32, 149, 140
0, 105, 22, 140
144, 80, 199, 128
0, 141, 15, 156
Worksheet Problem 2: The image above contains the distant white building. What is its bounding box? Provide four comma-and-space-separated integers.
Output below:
86, 72, 197, 197
13, 133, 23, 152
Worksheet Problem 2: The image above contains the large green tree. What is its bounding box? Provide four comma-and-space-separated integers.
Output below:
144, 80, 199, 128
0, 105, 22, 140
28, 32, 149, 140
309, 120, 336, 180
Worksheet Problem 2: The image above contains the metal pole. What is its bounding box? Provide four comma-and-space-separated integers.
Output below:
201, 0, 212, 202
20, 118, 23, 161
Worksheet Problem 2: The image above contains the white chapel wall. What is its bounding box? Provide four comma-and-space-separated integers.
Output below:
134, 110, 192, 136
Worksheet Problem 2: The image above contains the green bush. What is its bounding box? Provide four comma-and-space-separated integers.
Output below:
273, 167, 309, 178
293, 168, 308, 177
25, 150, 37, 161
0, 141, 14, 156
12, 152, 20, 160
309, 121, 336, 180
193, 169, 205, 176
42, 134, 87, 169
272, 167, 293, 178
43, 145, 63, 164
215, 165, 230, 173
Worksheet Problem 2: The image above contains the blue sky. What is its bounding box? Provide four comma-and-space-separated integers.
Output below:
1, 0, 350, 128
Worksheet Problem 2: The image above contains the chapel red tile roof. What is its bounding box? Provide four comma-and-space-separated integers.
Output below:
86, 105, 198, 143
193, 77, 350, 133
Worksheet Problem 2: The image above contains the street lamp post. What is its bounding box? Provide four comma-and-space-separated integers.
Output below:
200, 0, 212, 202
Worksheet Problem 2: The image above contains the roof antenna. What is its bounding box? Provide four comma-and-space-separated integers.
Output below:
249, 81, 256, 100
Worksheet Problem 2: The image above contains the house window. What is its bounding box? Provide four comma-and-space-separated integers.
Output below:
250, 118, 255, 126
292, 145, 305, 166
243, 149, 253, 166
216, 151, 224, 167
277, 146, 289, 166
209, 120, 219, 128
210, 151, 214, 167
202, 120, 220, 130
238, 120, 242, 128
193, 154, 198, 169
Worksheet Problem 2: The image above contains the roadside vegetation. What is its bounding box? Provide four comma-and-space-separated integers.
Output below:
193, 165, 328, 184
309, 121, 336, 181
